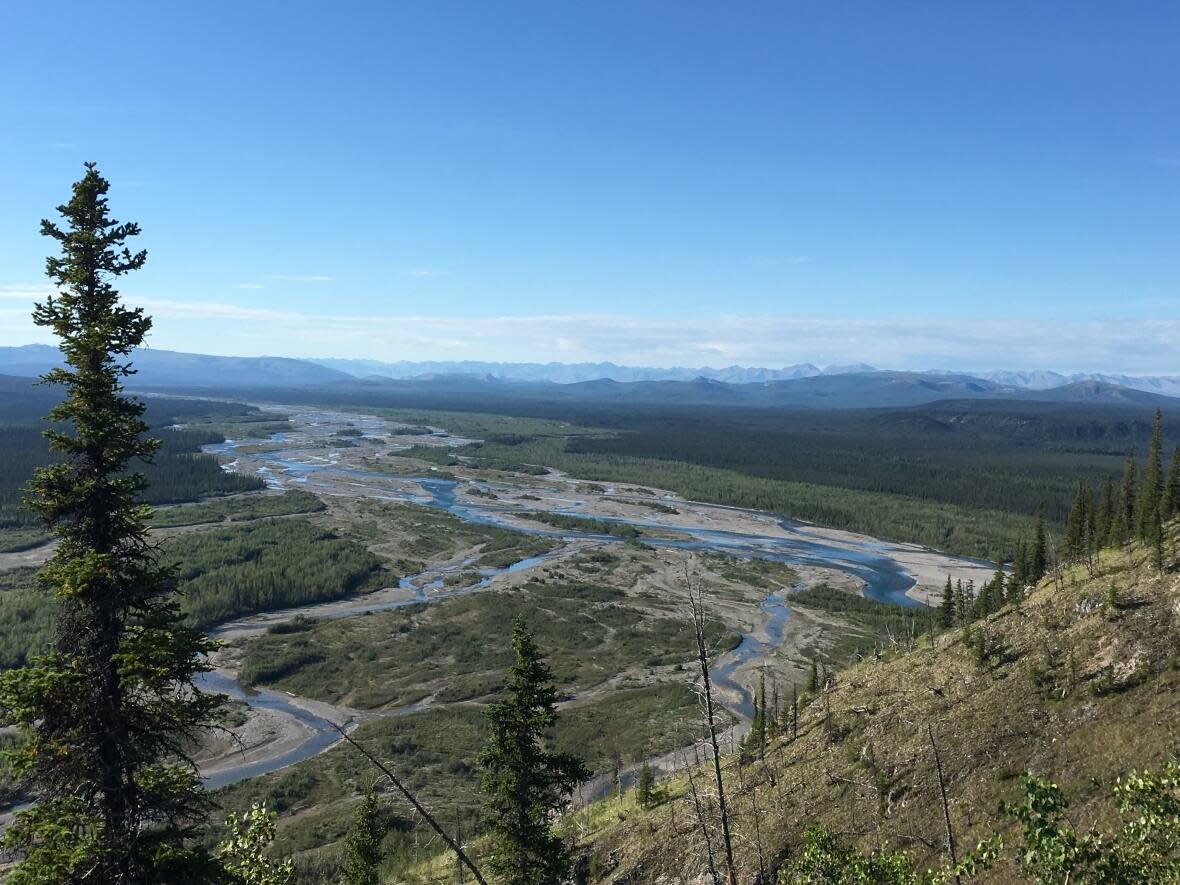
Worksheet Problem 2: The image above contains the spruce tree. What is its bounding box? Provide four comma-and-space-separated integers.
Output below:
636, 761, 654, 809
1065, 481, 1086, 560
807, 658, 820, 693
1164, 446, 1180, 521
1081, 480, 1096, 570
0, 164, 222, 884
1031, 507, 1048, 582
954, 579, 966, 625
478, 619, 588, 885
342, 789, 385, 885
1139, 409, 1164, 540
990, 561, 1005, 613
939, 575, 953, 627
1010, 539, 1027, 595
1119, 451, 1138, 544
1096, 476, 1116, 549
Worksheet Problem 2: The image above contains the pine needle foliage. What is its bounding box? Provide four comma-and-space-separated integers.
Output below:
478, 618, 589, 885
342, 789, 386, 885
0, 164, 223, 884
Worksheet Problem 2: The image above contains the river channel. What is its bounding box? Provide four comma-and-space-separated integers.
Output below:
197, 407, 932, 787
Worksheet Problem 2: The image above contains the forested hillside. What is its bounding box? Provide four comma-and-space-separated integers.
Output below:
0, 378, 268, 552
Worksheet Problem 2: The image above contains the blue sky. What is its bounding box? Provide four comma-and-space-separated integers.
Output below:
1, 2, 1178, 372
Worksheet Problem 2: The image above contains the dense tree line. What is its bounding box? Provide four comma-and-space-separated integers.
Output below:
163, 518, 390, 628
148, 489, 325, 528
564, 416, 1136, 524
0, 424, 262, 548
517, 511, 641, 539
1053, 408, 1176, 576
0, 378, 267, 551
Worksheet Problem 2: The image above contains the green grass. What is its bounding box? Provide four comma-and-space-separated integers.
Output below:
237, 577, 734, 708
342, 500, 556, 576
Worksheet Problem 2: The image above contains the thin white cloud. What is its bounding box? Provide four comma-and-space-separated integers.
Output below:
404, 268, 448, 278
0, 284, 54, 300
2, 286, 1177, 375
115, 306, 1180, 375
265, 274, 332, 282
134, 298, 289, 323
234, 282, 265, 290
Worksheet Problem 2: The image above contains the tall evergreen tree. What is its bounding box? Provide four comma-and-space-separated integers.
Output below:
1164, 446, 1180, 521
1119, 450, 1138, 545
1031, 507, 1048, 582
1139, 409, 1164, 540
939, 575, 954, 627
342, 789, 385, 885
1064, 480, 1085, 559
0, 164, 222, 884
1010, 538, 1028, 595
636, 761, 655, 809
990, 561, 1005, 613
478, 619, 588, 885
956, 578, 970, 624
1081, 480, 1096, 569
1096, 476, 1116, 549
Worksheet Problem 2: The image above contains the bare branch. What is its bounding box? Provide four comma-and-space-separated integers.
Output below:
327, 720, 488, 885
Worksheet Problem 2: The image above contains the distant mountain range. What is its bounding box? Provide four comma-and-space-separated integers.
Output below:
0, 344, 351, 388
312, 355, 1180, 398
1, 344, 1176, 410
310, 357, 878, 384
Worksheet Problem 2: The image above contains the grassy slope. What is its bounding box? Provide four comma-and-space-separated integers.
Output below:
562, 523, 1180, 884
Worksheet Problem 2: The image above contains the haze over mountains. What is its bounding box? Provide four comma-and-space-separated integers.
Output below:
1, 343, 1177, 409
316, 356, 1180, 397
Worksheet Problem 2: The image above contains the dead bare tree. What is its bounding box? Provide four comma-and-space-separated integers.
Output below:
685, 561, 740, 885
747, 774, 768, 884
926, 723, 960, 885
328, 721, 489, 885
683, 748, 722, 885
790, 682, 798, 742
